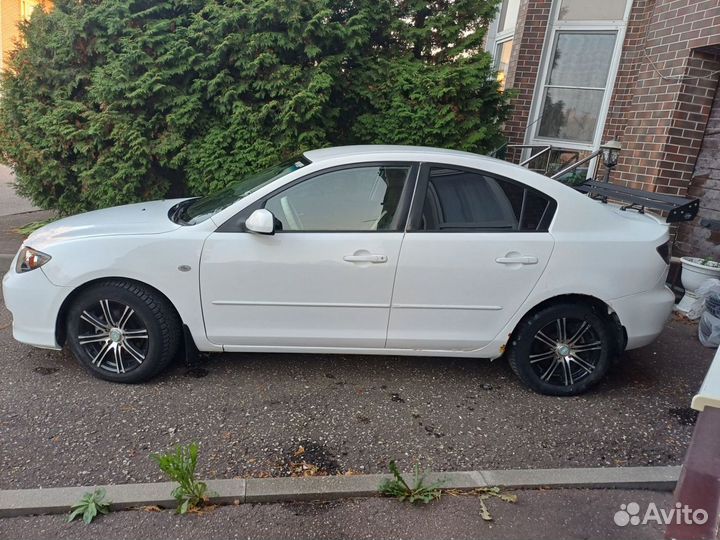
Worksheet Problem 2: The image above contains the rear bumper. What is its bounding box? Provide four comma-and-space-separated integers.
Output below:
609, 285, 675, 350
2, 264, 68, 350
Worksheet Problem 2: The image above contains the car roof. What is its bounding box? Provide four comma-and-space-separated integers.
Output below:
301, 144, 581, 202
303, 145, 499, 164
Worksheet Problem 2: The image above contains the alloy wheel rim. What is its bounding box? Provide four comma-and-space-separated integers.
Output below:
77, 299, 149, 374
529, 317, 603, 387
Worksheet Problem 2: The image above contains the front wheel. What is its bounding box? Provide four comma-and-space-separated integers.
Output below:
508, 303, 614, 396
66, 280, 181, 383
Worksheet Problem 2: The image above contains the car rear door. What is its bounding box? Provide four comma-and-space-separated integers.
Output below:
386, 163, 556, 351
200, 162, 418, 349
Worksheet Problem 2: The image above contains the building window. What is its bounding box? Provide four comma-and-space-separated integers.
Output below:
495, 39, 514, 90
558, 0, 628, 21
537, 32, 617, 143
529, 0, 632, 150
488, 0, 522, 90
497, 0, 522, 32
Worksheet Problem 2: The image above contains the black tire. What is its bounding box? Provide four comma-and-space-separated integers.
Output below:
66, 280, 181, 383
508, 303, 613, 396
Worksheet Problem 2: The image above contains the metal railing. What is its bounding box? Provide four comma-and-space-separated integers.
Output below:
517, 145, 552, 167
505, 144, 600, 182
550, 149, 601, 180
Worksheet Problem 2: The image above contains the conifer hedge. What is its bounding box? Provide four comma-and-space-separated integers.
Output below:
0, 0, 510, 214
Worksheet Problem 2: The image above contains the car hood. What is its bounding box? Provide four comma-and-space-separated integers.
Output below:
26, 199, 187, 247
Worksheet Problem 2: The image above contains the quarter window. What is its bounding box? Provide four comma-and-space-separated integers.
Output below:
264, 165, 413, 232
417, 167, 554, 232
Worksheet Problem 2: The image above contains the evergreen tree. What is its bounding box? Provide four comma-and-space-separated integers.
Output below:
0, 0, 509, 215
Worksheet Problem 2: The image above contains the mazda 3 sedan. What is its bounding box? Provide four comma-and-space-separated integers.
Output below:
2, 146, 675, 395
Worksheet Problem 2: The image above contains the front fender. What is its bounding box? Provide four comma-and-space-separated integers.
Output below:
37, 229, 221, 352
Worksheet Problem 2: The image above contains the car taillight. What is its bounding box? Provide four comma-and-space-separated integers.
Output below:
656, 241, 671, 265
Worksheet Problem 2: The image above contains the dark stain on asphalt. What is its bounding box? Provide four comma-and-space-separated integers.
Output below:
278, 441, 341, 477
668, 407, 698, 426
183, 367, 209, 378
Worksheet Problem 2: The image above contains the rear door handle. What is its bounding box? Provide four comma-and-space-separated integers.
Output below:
343, 254, 388, 264
495, 256, 538, 265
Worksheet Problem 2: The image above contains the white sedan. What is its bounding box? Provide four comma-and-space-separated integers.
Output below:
2, 146, 675, 395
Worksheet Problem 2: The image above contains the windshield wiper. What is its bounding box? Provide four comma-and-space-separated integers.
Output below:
168, 200, 193, 225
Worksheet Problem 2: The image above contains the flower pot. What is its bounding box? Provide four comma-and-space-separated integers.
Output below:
676, 257, 720, 313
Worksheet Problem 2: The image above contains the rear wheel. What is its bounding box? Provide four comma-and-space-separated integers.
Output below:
508, 303, 613, 396
66, 280, 181, 383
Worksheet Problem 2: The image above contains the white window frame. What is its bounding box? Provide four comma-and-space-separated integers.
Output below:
487, 0, 522, 88
525, 0, 633, 153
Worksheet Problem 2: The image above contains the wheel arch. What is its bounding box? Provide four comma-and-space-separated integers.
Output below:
55, 277, 184, 347
508, 293, 626, 355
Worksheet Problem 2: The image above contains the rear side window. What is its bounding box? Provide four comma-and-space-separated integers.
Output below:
416, 167, 554, 232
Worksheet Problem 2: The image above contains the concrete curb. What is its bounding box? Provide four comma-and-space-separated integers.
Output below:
0, 466, 680, 518
0, 479, 245, 518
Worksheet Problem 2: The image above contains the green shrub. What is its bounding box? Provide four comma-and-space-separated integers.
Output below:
67, 488, 111, 524
0, 0, 509, 215
379, 461, 444, 504
152, 442, 211, 514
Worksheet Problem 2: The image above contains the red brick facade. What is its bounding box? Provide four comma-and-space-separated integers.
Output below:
677, 87, 720, 257
503, 0, 553, 163
503, 0, 720, 257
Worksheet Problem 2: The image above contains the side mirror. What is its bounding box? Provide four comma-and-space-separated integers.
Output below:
245, 209, 275, 235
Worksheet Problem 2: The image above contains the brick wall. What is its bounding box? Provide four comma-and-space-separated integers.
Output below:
503, 0, 553, 162
611, 0, 720, 196
675, 83, 720, 258
601, 0, 654, 152
608, 0, 720, 257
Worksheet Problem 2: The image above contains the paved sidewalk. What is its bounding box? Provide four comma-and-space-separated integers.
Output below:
0, 165, 38, 217
0, 488, 672, 540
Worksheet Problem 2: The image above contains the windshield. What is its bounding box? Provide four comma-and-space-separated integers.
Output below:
171, 156, 309, 225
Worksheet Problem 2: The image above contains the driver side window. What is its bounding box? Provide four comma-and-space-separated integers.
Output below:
264, 165, 413, 232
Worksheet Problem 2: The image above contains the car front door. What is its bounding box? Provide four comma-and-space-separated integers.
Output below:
386, 163, 556, 351
200, 162, 418, 349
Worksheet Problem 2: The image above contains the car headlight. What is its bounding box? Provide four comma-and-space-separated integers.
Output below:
16, 247, 52, 273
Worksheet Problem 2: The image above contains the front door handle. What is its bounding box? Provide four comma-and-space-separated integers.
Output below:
343, 254, 388, 264
495, 256, 538, 265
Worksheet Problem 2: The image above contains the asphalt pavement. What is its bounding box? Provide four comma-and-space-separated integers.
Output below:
0, 489, 672, 540
0, 277, 713, 490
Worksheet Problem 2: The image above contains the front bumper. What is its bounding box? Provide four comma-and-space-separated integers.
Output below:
609, 285, 675, 350
2, 262, 69, 350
